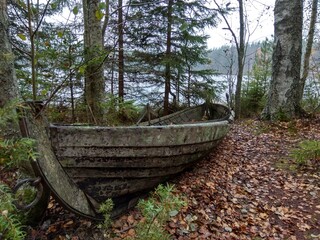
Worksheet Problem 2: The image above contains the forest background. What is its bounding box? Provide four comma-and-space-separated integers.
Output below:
1, 0, 319, 125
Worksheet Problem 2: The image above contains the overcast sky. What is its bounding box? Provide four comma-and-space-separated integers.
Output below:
207, 0, 275, 49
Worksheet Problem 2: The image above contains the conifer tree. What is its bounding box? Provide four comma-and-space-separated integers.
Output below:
126, 0, 218, 112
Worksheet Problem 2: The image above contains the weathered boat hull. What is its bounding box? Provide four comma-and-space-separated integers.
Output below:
48, 103, 231, 217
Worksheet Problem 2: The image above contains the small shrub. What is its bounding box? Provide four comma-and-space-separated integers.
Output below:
0, 100, 20, 131
302, 93, 320, 114
0, 101, 38, 169
290, 140, 320, 165
131, 184, 186, 240
0, 183, 26, 240
0, 138, 37, 168
102, 94, 141, 126
98, 198, 114, 229
302, 76, 320, 115
241, 79, 267, 118
241, 39, 272, 118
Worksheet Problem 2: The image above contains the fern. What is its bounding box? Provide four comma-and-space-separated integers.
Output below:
0, 101, 37, 168
0, 138, 37, 168
0, 100, 20, 130
0, 184, 26, 240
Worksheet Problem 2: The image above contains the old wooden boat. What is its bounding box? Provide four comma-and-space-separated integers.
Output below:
20, 102, 232, 219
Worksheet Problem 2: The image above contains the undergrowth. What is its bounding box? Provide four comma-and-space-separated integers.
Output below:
290, 140, 320, 166
102, 94, 140, 126
0, 101, 37, 168
0, 138, 37, 168
130, 184, 186, 240
0, 101, 38, 239
98, 198, 114, 229
0, 184, 26, 240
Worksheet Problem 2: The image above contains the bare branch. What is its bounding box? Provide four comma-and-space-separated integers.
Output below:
32, 0, 51, 38
212, 0, 239, 51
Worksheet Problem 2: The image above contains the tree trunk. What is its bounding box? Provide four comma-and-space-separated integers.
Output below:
118, 0, 124, 101
68, 45, 75, 122
26, 0, 37, 100
299, 0, 318, 102
164, 0, 173, 115
0, 0, 20, 138
102, 0, 110, 39
0, 0, 50, 224
262, 0, 303, 121
83, 0, 105, 124
187, 65, 191, 107
234, 0, 245, 119
213, 0, 245, 119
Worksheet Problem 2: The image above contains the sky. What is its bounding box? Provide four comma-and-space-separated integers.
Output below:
50, 0, 276, 49
206, 0, 275, 49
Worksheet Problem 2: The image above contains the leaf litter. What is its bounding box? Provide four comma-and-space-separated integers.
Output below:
163, 118, 320, 240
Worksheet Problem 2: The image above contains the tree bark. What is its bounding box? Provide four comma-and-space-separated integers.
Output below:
0, 0, 20, 138
102, 0, 110, 39
118, 0, 124, 101
234, 0, 245, 119
213, 0, 245, 119
164, 0, 173, 115
83, 0, 105, 124
0, 1, 50, 224
299, 0, 318, 102
0, 0, 19, 107
261, 0, 303, 121
26, 0, 37, 100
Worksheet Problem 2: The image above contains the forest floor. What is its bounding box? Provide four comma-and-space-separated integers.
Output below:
2, 117, 320, 240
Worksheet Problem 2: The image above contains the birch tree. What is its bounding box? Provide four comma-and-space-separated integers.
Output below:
262, 0, 303, 120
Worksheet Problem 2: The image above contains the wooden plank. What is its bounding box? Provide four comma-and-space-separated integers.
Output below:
54, 140, 219, 159
24, 113, 97, 218
139, 104, 204, 125
64, 164, 191, 178
57, 152, 206, 168
50, 122, 229, 147
74, 177, 170, 201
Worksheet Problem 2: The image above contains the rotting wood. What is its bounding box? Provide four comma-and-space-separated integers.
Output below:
21, 104, 98, 219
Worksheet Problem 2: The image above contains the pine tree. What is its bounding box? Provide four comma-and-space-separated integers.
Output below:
126, 0, 219, 112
